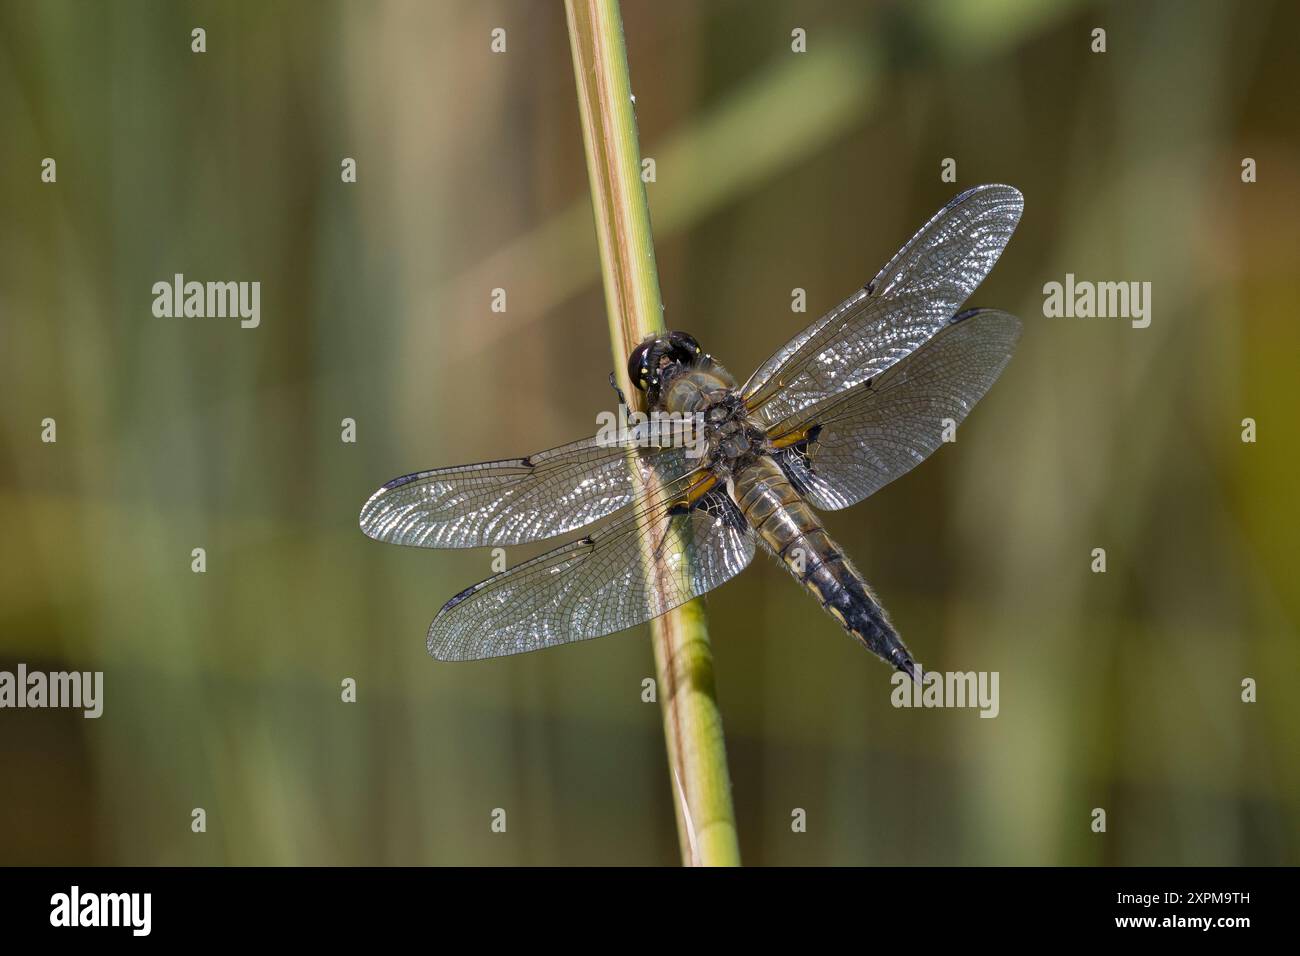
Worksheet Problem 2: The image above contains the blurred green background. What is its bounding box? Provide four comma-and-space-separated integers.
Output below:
1, 0, 1296, 865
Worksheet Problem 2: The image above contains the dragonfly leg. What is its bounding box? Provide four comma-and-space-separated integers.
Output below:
608, 371, 629, 409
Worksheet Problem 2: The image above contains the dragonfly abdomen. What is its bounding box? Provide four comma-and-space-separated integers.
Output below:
733, 456, 918, 678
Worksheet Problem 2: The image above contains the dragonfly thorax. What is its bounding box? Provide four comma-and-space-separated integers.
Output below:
663, 381, 764, 470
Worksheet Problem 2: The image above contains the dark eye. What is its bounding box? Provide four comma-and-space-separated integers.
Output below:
627, 340, 655, 390
668, 331, 700, 357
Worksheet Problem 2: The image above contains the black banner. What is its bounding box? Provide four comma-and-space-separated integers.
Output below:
0, 866, 1281, 941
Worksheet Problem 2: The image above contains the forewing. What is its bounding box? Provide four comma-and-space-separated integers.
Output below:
772, 309, 1021, 511
427, 485, 755, 660
359, 431, 696, 549
742, 185, 1023, 427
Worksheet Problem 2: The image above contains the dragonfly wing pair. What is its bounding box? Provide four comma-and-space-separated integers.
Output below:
360, 434, 753, 660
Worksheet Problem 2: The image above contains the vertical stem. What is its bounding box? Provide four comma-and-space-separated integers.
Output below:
564, 0, 741, 866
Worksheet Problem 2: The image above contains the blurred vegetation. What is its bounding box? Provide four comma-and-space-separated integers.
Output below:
1, 0, 1296, 865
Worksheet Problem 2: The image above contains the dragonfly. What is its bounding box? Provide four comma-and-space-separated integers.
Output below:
360, 184, 1023, 679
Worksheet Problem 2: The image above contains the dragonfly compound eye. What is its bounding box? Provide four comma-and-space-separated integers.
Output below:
626, 339, 656, 391
666, 331, 702, 364
668, 331, 699, 349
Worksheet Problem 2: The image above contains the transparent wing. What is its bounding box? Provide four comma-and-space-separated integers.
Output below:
742, 184, 1023, 427
359, 428, 698, 549
427, 481, 755, 660
771, 309, 1021, 511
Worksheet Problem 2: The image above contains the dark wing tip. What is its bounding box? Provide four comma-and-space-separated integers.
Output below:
360, 470, 437, 540
358, 482, 397, 539
441, 581, 479, 613
953, 182, 1023, 202
382, 471, 426, 490
426, 581, 486, 660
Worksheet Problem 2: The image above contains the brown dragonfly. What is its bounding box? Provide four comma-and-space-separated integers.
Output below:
360, 184, 1023, 678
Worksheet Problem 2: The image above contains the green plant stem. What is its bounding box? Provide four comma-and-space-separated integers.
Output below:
563, 0, 740, 867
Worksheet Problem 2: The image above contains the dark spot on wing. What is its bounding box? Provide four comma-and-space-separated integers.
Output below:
945, 185, 981, 211
441, 581, 480, 613
383, 472, 427, 490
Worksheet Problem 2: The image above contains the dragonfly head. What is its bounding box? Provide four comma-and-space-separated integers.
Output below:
628, 331, 703, 407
